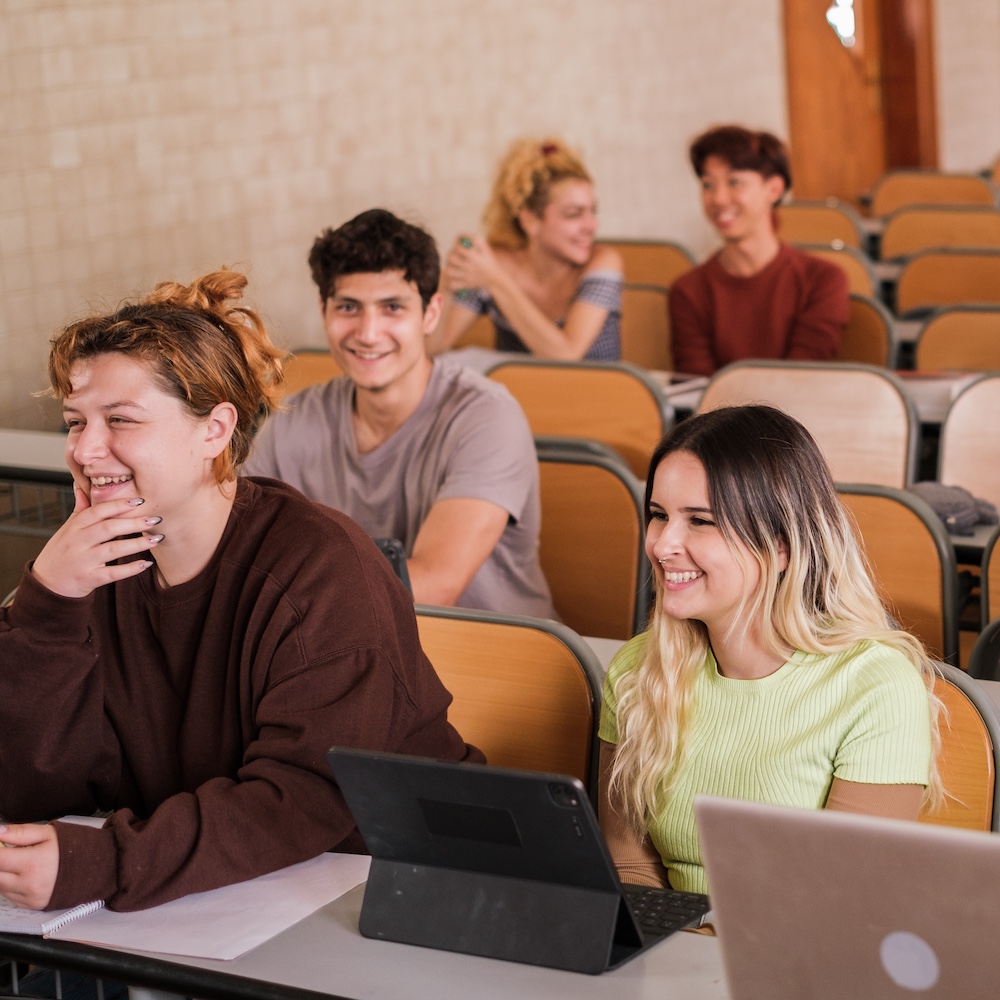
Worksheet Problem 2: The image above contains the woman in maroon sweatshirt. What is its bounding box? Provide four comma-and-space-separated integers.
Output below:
0, 269, 480, 912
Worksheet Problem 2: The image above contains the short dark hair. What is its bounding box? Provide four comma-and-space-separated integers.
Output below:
689, 125, 792, 200
308, 209, 440, 308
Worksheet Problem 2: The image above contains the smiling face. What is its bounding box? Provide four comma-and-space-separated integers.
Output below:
698, 155, 785, 244
322, 270, 439, 398
645, 449, 771, 641
63, 353, 227, 523
520, 178, 597, 265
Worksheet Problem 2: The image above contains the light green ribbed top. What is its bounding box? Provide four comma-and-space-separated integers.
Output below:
600, 633, 932, 894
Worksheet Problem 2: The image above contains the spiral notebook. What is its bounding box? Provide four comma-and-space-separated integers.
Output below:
0, 814, 105, 935
0, 896, 104, 936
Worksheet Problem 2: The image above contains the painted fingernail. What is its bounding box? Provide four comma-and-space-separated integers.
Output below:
128, 498, 145, 506
148, 534, 164, 544
144, 516, 162, 526
140, 561, 154, 569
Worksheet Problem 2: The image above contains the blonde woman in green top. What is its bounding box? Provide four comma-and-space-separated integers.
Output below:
599, 405, 942, 895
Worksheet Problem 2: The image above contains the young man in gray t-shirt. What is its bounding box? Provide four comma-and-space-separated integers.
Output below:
245, 209, 554, 619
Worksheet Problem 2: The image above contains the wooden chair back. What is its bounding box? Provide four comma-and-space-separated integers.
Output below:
915, 308, 1000, 371
536, 447, 649, 641
870, 170, 997, 218
597, 239, 695, 288
798, 243, 878, 297
939, 375, 1000, 511
919, 661, 999, 832
699, 361, 918, 488
896, 250, 1000, 315
415, 606, 601, 789
979, 532, 1000, 628
280, 348, 341, 398
777, 200, 864, 249
620, 283, 671, 371
838, 485, 959, 664
454, 314, 496, 349
881, 206, 1000, 259
836, 294, 895, 367
487, 359, 668, 479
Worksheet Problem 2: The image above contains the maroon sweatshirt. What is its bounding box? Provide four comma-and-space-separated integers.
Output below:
0, 477, 481, 911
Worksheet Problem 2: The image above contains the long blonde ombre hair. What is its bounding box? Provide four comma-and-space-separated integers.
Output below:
610, 405, 944, 829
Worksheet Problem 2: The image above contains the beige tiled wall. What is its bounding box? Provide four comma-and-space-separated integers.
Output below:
935, 0, 1000, 172
1, 0, 788, 430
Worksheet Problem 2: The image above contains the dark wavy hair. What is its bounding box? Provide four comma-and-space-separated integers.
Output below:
308, 209, 440, 308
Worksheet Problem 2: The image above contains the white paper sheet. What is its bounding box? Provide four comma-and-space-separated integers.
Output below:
50, 852, 370, 960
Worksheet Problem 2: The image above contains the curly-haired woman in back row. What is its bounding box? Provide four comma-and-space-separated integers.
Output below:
432, 136, 624, 361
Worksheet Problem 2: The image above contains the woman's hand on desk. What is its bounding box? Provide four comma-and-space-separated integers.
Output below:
32, 486, 161, 599
0, 823, 59, 910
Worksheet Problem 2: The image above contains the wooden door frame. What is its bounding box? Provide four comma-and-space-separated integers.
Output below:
879, 0, 938, 169
783, 0, 938, 204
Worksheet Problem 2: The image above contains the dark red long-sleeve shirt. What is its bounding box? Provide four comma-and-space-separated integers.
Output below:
669, 243, 850, 376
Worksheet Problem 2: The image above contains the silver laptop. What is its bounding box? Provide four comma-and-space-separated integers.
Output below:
696, 795, 1000, 999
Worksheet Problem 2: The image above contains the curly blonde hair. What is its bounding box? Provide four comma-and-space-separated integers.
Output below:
482, 137, 592, 250
48, 269, 285, 484
610, 406, 944, 831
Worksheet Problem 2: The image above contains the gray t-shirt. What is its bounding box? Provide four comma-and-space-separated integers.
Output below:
244, 358, 554, 618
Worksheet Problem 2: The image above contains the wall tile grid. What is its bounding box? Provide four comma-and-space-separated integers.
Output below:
4, 0, 789, 429
934, 0, 1000, 173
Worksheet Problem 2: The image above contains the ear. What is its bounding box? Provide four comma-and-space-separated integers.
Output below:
765, 173, 786, 207
422, 291, 443, 336
776, 538, 790, 575
202, 401, 238, 460
517, 208, 542, 240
